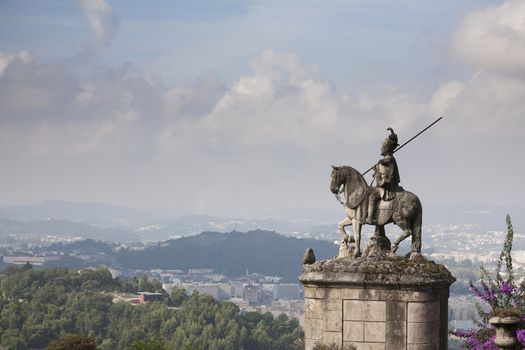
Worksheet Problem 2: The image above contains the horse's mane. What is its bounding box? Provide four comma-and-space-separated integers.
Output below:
337, 166, 366, 184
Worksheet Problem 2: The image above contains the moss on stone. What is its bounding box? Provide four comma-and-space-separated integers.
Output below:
301, 255, 456, 286
492, 307, 521, 318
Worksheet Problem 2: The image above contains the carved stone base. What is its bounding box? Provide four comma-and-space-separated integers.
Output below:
363, 227, 391, 260
338, 241, 355, 259
299, 257, 455, 350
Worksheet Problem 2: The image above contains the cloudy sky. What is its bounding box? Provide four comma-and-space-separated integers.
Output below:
0, 0, 524, 217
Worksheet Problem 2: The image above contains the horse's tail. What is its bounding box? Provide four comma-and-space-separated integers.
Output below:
411, 197, 422, 254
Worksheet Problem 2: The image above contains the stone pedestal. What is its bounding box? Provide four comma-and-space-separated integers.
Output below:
299, 257, 455, 350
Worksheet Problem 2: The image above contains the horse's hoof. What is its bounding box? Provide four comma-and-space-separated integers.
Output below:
388, 252, 397, 258
352, 251, 362, 258
409, 252, 423, 260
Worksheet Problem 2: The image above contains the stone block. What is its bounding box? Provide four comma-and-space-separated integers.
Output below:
378, 289, 401, 301
304, 287, 325, 299
407, 322, 433, 344
364, 322, 385, 342
408, 291, 435, 302
407, 302, 439, 322
438, 295, 449, 348
344, 300, 386, 321
305, 318, 323, 340
386, 301, 406, 321
322, 330, 342, 345
344, 300, 363, 321
343, 341, 356, 349
343, 321, 364, 341
407, 344, 434, 350
340, 288, 361, 299
377, 289, 437, 302
352, 342, 386, 350
323, 310, 342, 332
304, 338, 315, 350
325, 299, 343, 311
305, 298, 323, 319
326, 288, 342, 299
359, 288, 381, 301
386, 302, 406, 349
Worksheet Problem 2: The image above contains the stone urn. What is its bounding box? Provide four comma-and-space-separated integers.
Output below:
489, 316, 520, 349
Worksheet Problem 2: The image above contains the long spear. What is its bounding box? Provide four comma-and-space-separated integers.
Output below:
362, 116, 443, 176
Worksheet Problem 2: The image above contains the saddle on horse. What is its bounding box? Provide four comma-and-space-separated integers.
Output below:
365, 186, 404, 226
365, 195, 394, 226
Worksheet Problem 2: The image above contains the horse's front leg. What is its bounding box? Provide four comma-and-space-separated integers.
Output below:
352, 219, 362, 258
338, 217, 353, 243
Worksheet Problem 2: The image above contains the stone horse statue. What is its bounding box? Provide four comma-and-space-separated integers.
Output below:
330, 165, 422, 259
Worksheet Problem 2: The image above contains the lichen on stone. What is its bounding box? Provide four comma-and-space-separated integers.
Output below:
300, 255, 456, 286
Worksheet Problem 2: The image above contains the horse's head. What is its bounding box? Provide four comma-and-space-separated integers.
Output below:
330, 165, 344, 194
331, 165, 369, 208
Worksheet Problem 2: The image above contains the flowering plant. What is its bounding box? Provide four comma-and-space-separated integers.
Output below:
452, 215, 525, 349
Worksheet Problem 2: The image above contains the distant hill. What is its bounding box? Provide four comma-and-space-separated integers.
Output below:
1, 200, 523, 244
0, 218, 140, 243
49, 238, 114, 255
116, 230, 337, 281
0, 200, 172, 227
0, 201, 338, 238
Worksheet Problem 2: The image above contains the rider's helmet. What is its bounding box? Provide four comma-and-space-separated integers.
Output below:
381, 127, 399, 153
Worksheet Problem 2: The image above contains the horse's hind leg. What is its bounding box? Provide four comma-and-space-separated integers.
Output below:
390, 222, 411, 255
409, 206, 423, 259
338, 217, 353, 242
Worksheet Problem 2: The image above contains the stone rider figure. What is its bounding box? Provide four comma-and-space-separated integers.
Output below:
367, 128, 401, 224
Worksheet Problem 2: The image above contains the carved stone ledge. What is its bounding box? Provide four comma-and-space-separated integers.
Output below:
300, 256, 456, 288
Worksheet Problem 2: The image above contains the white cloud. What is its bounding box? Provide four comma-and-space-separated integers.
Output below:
431, 72, 525, 139
162, 73, 224, 120
0, 51, 31, 77
452, 0, 525, 73
79, 0, 119, 45
159, 49, 427, 153
433, 0, 525, 140
430, 80, 464, 117
0, 48, 430, 163
11, 44, 523, 160
0, 55, 157, 156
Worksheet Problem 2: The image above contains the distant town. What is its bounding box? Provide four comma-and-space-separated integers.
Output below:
1, 201, 524, 336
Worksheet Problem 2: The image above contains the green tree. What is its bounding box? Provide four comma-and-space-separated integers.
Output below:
171, 287, 188, 307
45, 333, 98, 350
0, 266, 304, 350
128, 337, 168, 350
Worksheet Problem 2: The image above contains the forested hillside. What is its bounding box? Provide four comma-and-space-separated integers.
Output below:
116, 230, 336, 281
0, 266, 303, 350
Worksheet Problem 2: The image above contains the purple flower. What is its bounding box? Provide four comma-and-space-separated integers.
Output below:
517, 328, 525, 344
500, 281, 513, 294
453, 329, 475, 338
453, 329, 499, 350
470, 280, 499, 302
480, 335, 498, 350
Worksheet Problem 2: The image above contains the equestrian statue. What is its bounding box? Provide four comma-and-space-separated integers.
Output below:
330, 118, 442, 260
